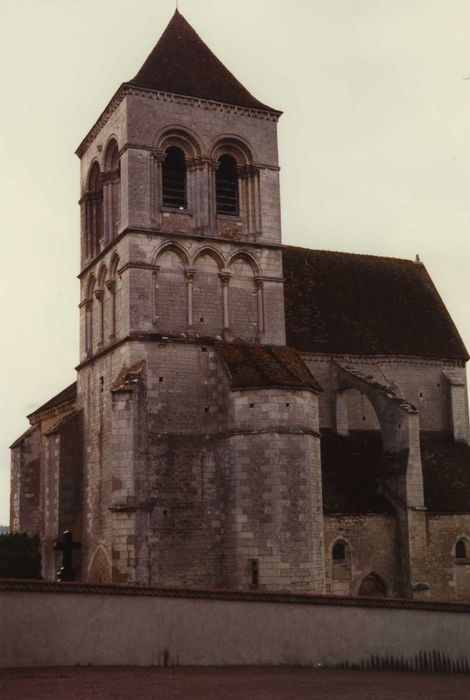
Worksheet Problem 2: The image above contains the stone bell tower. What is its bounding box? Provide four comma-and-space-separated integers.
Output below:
75, 10, 325, 590
77, 10, 286, 357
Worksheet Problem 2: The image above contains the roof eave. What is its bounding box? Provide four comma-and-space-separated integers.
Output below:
76, 83, 282, 158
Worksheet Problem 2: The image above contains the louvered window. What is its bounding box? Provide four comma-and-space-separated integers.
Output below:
162, 146, 186, 208
216, 154, 239, 215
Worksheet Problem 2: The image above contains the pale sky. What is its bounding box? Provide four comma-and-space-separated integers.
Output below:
1, 0, 470, 525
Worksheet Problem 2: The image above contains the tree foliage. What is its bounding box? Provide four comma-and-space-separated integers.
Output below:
0, 533, 42, 579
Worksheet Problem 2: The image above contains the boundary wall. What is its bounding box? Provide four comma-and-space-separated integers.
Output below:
2, 579, 470, 671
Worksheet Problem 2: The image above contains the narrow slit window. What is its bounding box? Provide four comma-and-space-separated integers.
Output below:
250, 559, 259, 587
216, 154, 239, 215
162, 146, 187, 209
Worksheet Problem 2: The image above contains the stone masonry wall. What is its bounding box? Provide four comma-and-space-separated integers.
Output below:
304, 354, 466, 433
77, 338, 323, 591
324, 514, 400, 597
427, 514, 470, 601
9, 427, 41, 536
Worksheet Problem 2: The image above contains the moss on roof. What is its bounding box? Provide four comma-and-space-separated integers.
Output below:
218, 344, 322, 392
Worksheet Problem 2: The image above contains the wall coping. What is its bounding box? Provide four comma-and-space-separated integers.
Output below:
2, 579, 470, 614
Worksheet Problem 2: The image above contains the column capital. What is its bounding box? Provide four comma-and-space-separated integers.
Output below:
219, 270, 231, 286
238, 164, 260, 179
94, 289, 104, 302
254, 277, 264, 289
105, 279, 116, 294
184, 267, 197, 281
151, 149, 167, 164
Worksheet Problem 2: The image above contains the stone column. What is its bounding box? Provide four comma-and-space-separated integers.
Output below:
105, 279, 116, 341
102, 177, 112, 244
220, 270, 231, 332
94, 289, 104, 347
255, 278, 265, 336
150, 149, 166, 227
239, 165, 260, 237
208, 159, 218, 232
84, 299, 93, 357
184, 267, 196, 333
151, 267, 161, 326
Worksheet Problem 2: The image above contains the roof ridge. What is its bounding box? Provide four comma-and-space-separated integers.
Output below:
283, 244, 417, 266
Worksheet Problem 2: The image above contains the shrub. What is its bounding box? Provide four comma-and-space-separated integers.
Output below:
0, 533, 42, 579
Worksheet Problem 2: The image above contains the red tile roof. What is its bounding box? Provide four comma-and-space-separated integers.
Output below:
27, 382, 77, 421
283, 246, 468, 360
218, 344, 322, 392
127, 10, 279, 113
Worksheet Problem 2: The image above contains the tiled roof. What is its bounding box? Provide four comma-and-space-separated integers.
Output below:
27, 382, 77, 421
9, 425, 39, 450
44, 410, 80, 437
127, 10, 278, 113
218, 344, 322, 392
283, 246, 468, 360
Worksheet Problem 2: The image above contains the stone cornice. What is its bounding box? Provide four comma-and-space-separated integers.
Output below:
76, 83, 282, 158
76, 334, 295, 371
300, 352, 467, 368
116, 142, 280, 172
117, 262, 161, 275
4, 578, 470, 614
78, 226, 284, 278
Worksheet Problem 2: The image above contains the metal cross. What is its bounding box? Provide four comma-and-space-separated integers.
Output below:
54, 530, 81, 582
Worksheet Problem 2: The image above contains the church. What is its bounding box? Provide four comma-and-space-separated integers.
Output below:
10, 10, 470, 601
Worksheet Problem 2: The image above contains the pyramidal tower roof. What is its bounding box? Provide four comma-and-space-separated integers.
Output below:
126, 10, 278, 113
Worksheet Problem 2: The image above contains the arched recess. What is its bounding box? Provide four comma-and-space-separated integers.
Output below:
158, 127, 202, 160
453, 536, 470, 599
335, 387, 380, 435
103, 138, 121, 240
154, 128, 202, 219
330, 538, 352, 596
153, 245, 188, 334
332, 538, 350, 562
96, 264, 107, 347
192, 249, 224, 337
85, 274, 96, 356
88, 546, 112, 584
227, 252, 259, 340
211, 137, 259, 235
454, 536, 470, 560
86, 162, 103, 257
106, 252, 120, 340
162, 146, 187, 208
358, 572, 388, 597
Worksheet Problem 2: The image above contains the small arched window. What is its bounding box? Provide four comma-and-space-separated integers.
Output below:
456, 539, 467, 560
216, 154, 239, 215
332, 542, 346, 561
162, 146, 186, 209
